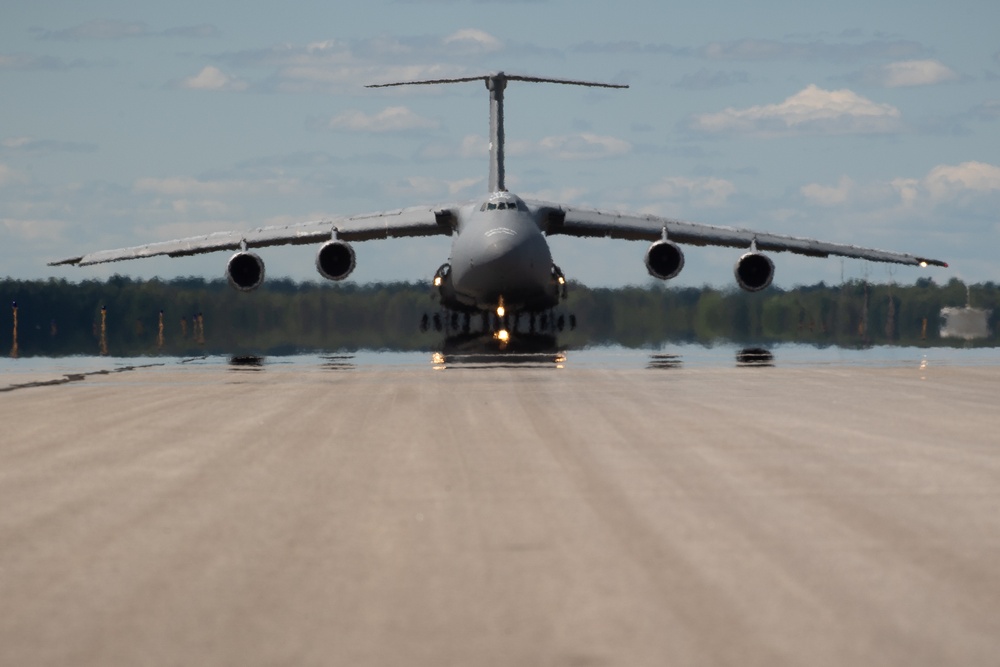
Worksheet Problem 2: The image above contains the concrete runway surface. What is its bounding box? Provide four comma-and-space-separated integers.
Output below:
1, 355, 999, 666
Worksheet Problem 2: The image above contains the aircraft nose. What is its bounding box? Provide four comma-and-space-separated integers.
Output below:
453, 225, 552, 303
476, 230, 547, 277
481, 227, 525, 262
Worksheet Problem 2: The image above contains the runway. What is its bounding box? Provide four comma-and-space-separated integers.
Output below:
2, 349, 999, 666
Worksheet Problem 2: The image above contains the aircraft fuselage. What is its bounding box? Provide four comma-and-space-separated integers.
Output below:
439, 191, 561, 314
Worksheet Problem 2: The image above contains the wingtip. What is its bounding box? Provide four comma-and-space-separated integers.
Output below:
47, 257, 83, 267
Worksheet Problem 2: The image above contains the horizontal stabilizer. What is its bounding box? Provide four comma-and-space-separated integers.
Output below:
366, 72, 628, 90
368, 72, 627, 192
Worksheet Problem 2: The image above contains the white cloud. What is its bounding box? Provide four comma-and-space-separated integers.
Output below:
135, 176, 236, 197
0, 163, 26, 187
415, 134, 486, 160
803, 162, 1000, 210
134, 175, 299, 198
510, 133, 631, 160
674, 69, 749, 90
204, 32, 506, 93
867, 60, 959, 87
923, 161, 1000, 201
443, 29, 503, 52
0, 54, 32, 69
970, 100, 1000, 122
178, 66, 248, 92
142, 220, 240, 241
2, 137, 33, 149
2, 136, 97, 154
446, 177, 483, 196
384, 175, 481, 199
520, 187, 590, 203
691, 85, 901, 136
573, 37, 929, 63
459, 135, 488, 158
699, 38, 928, 62
646, 176, 736, 207
890, 177, 920, 207
2, 218, 66, 242
322, 106, 438, 133
801, 176, 857, 206
279, 63, 464, 93
34, 20, 220, 41
0, 53, 101, 71
38, 20, 148, 41
167, 199, 234, 217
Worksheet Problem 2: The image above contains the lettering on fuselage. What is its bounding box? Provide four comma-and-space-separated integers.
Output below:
485, 227, 518, 237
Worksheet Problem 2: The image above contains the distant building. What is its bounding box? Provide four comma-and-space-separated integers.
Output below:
940, 284, 992, 340
940, 306, 991, 340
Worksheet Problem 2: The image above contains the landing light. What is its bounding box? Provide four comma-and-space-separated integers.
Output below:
919, 261, 928, 268
495, 329, 510, 343
497, 305, 505, 317
433, 276, 442, 287
558, 276, 566, 285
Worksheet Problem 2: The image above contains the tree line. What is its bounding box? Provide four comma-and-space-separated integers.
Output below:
0, 275, 995, 357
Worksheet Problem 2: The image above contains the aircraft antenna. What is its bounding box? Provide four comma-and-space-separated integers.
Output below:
367, 72, 628, 193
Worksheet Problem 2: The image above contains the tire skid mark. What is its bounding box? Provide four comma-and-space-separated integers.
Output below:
0, 363, 166, 393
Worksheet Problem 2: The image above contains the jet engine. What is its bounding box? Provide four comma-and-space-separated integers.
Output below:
734, 251, 774, 292
644, 240, 685, 280
316, 240, 356, 281
226, 251, 265, 292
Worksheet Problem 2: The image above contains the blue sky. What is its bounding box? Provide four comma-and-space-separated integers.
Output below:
3, 0, 999, 289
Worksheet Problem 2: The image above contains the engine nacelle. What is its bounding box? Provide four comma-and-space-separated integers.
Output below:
734, 252, 774, 292
316, 240, 356, 281
226, 251, 265, 292
645, 240, 685, 280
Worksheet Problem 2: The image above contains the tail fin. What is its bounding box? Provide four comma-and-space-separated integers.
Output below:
367, 72, 628, 193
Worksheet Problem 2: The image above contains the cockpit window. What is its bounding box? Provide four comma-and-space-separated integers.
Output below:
482, 199, 527, 212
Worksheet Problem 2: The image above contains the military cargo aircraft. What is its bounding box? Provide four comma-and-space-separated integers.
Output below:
51, 72, 946, 332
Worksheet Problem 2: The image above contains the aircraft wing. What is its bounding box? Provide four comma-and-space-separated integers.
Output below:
49, 204, 458, 267
531, 201, 948, 268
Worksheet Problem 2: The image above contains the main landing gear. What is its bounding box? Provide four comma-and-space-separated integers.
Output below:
420, 309, 576, 335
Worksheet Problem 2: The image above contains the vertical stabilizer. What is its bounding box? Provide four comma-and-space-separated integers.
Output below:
367, 72, 628, 193
487, 74, 507, 192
